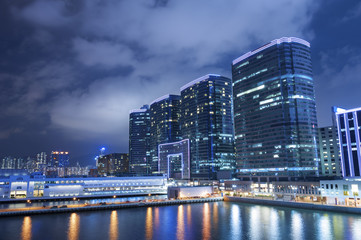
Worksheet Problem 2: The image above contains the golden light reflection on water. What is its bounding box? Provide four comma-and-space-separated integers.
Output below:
109, 211, 118, 240
213, 203, 218, 228
202, 203, 211, 240
187, 205, 191, 226
68, 213, 80, 240
145, 207, 153, 240
154, 207, 159, 229
176, 205, 184, 240
21, 216, 32, 240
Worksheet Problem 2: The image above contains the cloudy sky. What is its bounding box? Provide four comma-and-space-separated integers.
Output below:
1, 0, 361, 165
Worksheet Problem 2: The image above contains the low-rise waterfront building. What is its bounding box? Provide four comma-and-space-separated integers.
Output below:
167, 186, 213, 199
223, 180, 321, 201
320, 178, 361, 206
0, 175, 167, 199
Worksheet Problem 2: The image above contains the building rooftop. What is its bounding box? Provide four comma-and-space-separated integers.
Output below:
333, 106, 361, 114
232, 37, 310, 65
180, 74, 221, 91
150, 94, 180, 106
129, 108, 148, 114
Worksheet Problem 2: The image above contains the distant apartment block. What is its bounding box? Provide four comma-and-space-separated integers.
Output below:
50, 151, 69, 167
97, 153, 129, 176
317, 126, 341, 177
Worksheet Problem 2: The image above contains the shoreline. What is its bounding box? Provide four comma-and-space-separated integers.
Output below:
225, 196, 361, 215
0, 197, 223, 217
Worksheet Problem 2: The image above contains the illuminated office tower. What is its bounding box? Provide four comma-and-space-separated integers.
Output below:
317, 126, 341, 177
129, 105, 151, 175
333, 106, 361, 177
181, 74, 235, 179
149, 94, 182, 173
232, 37, 318, 180
50, 151, 70, 167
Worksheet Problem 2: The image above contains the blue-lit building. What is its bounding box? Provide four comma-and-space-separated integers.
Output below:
50, 151, 70, 168
149, 95, 182, 173
232, 37, 319, 181
158, 139, 190, 180
333, 106, 361, 177
129, 105, 151, 175
180, 74, 235, 179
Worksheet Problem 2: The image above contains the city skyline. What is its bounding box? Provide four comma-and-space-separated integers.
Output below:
1, 0, 361, 165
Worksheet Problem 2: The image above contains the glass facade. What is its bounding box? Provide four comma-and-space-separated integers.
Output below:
158, 139, 190, 179
149, 95, 182, 173
334, 107, 361, 177
181, 74, 235, 179
232, 37, 318, 179
129, 105, 151, 175
317, 126, 341, 177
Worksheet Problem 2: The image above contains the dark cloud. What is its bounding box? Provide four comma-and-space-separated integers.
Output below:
1, 0, 360, 165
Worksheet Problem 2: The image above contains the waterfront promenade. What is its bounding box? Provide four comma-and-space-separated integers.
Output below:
0, 197, 223, 217
225, 196, 361, 215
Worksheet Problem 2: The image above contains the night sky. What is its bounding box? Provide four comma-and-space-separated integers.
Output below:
1, 0, 360, 165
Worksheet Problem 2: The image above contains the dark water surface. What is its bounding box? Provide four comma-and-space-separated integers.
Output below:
1, 201, 361, 240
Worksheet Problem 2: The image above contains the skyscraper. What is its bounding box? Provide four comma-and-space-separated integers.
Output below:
232, 37, 318, 181
180, 74, 235, 179
129, 105, 151, 175
317, 126, 341, 177
333, 106, 361, 177
149, 94, 182, 173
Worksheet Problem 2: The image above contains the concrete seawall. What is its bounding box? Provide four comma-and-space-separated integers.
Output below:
0, 197, 223, 217
225, 196, 361, 215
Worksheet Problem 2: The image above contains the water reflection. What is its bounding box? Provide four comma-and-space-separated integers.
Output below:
351, 218, 361, 239
249, 207, 260, 239
145, 207, 153, 240
154, 207, 160, 229
109, 211, 118, 240
202, 203, 211, 240
68, 213, 80, 240
21, 216, 32, 240
187, 205, 191, 226
176, 205, 184, 240
230, 204, 241, 238
213, 203, 218, 231
291, 211, 304, 240
331, 215, 344, 240
318, 215, 331, 240
269, 209, 280, 240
